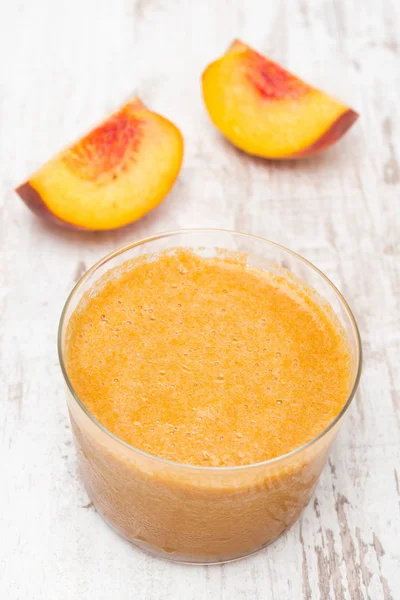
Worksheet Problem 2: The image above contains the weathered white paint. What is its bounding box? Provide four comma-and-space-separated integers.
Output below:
0, 0, 399, 598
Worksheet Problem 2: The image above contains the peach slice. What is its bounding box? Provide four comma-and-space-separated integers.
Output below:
16, 98, 183, 230
202, 40, 358, 159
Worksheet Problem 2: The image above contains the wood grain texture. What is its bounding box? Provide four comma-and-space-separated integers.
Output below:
0, 0, 399, 598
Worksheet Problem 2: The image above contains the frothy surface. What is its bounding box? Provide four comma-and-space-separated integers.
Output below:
66, 249, 351, 466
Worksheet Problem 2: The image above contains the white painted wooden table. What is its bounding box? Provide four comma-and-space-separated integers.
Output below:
1, 1, 399, 598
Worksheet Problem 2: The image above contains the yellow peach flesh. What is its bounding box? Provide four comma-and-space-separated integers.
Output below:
16, 98, 183, 230
202, 41, 358, 159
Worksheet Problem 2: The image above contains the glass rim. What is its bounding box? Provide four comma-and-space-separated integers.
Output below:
58, 228, 362, 472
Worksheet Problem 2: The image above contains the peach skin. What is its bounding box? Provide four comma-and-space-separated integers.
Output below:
202, 40, 358, 159
16, 98, 183, 230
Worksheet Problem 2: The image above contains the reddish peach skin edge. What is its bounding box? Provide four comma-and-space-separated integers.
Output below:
15, 182, 89, 230
291, 109, 359, 158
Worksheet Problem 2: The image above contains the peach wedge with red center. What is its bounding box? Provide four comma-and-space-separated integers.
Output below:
202, 40, 358, 159
16, 98, 183, 230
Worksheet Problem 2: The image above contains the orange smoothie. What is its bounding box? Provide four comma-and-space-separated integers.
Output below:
63, 246, 354, 562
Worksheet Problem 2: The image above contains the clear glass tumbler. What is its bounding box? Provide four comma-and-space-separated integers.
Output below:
58, 229, 362, 564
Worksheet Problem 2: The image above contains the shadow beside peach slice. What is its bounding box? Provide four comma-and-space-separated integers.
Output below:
16, 98, 183, 230
202, 40, 358, 159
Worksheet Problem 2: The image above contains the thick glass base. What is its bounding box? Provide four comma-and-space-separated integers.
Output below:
95, 498, 293, 565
